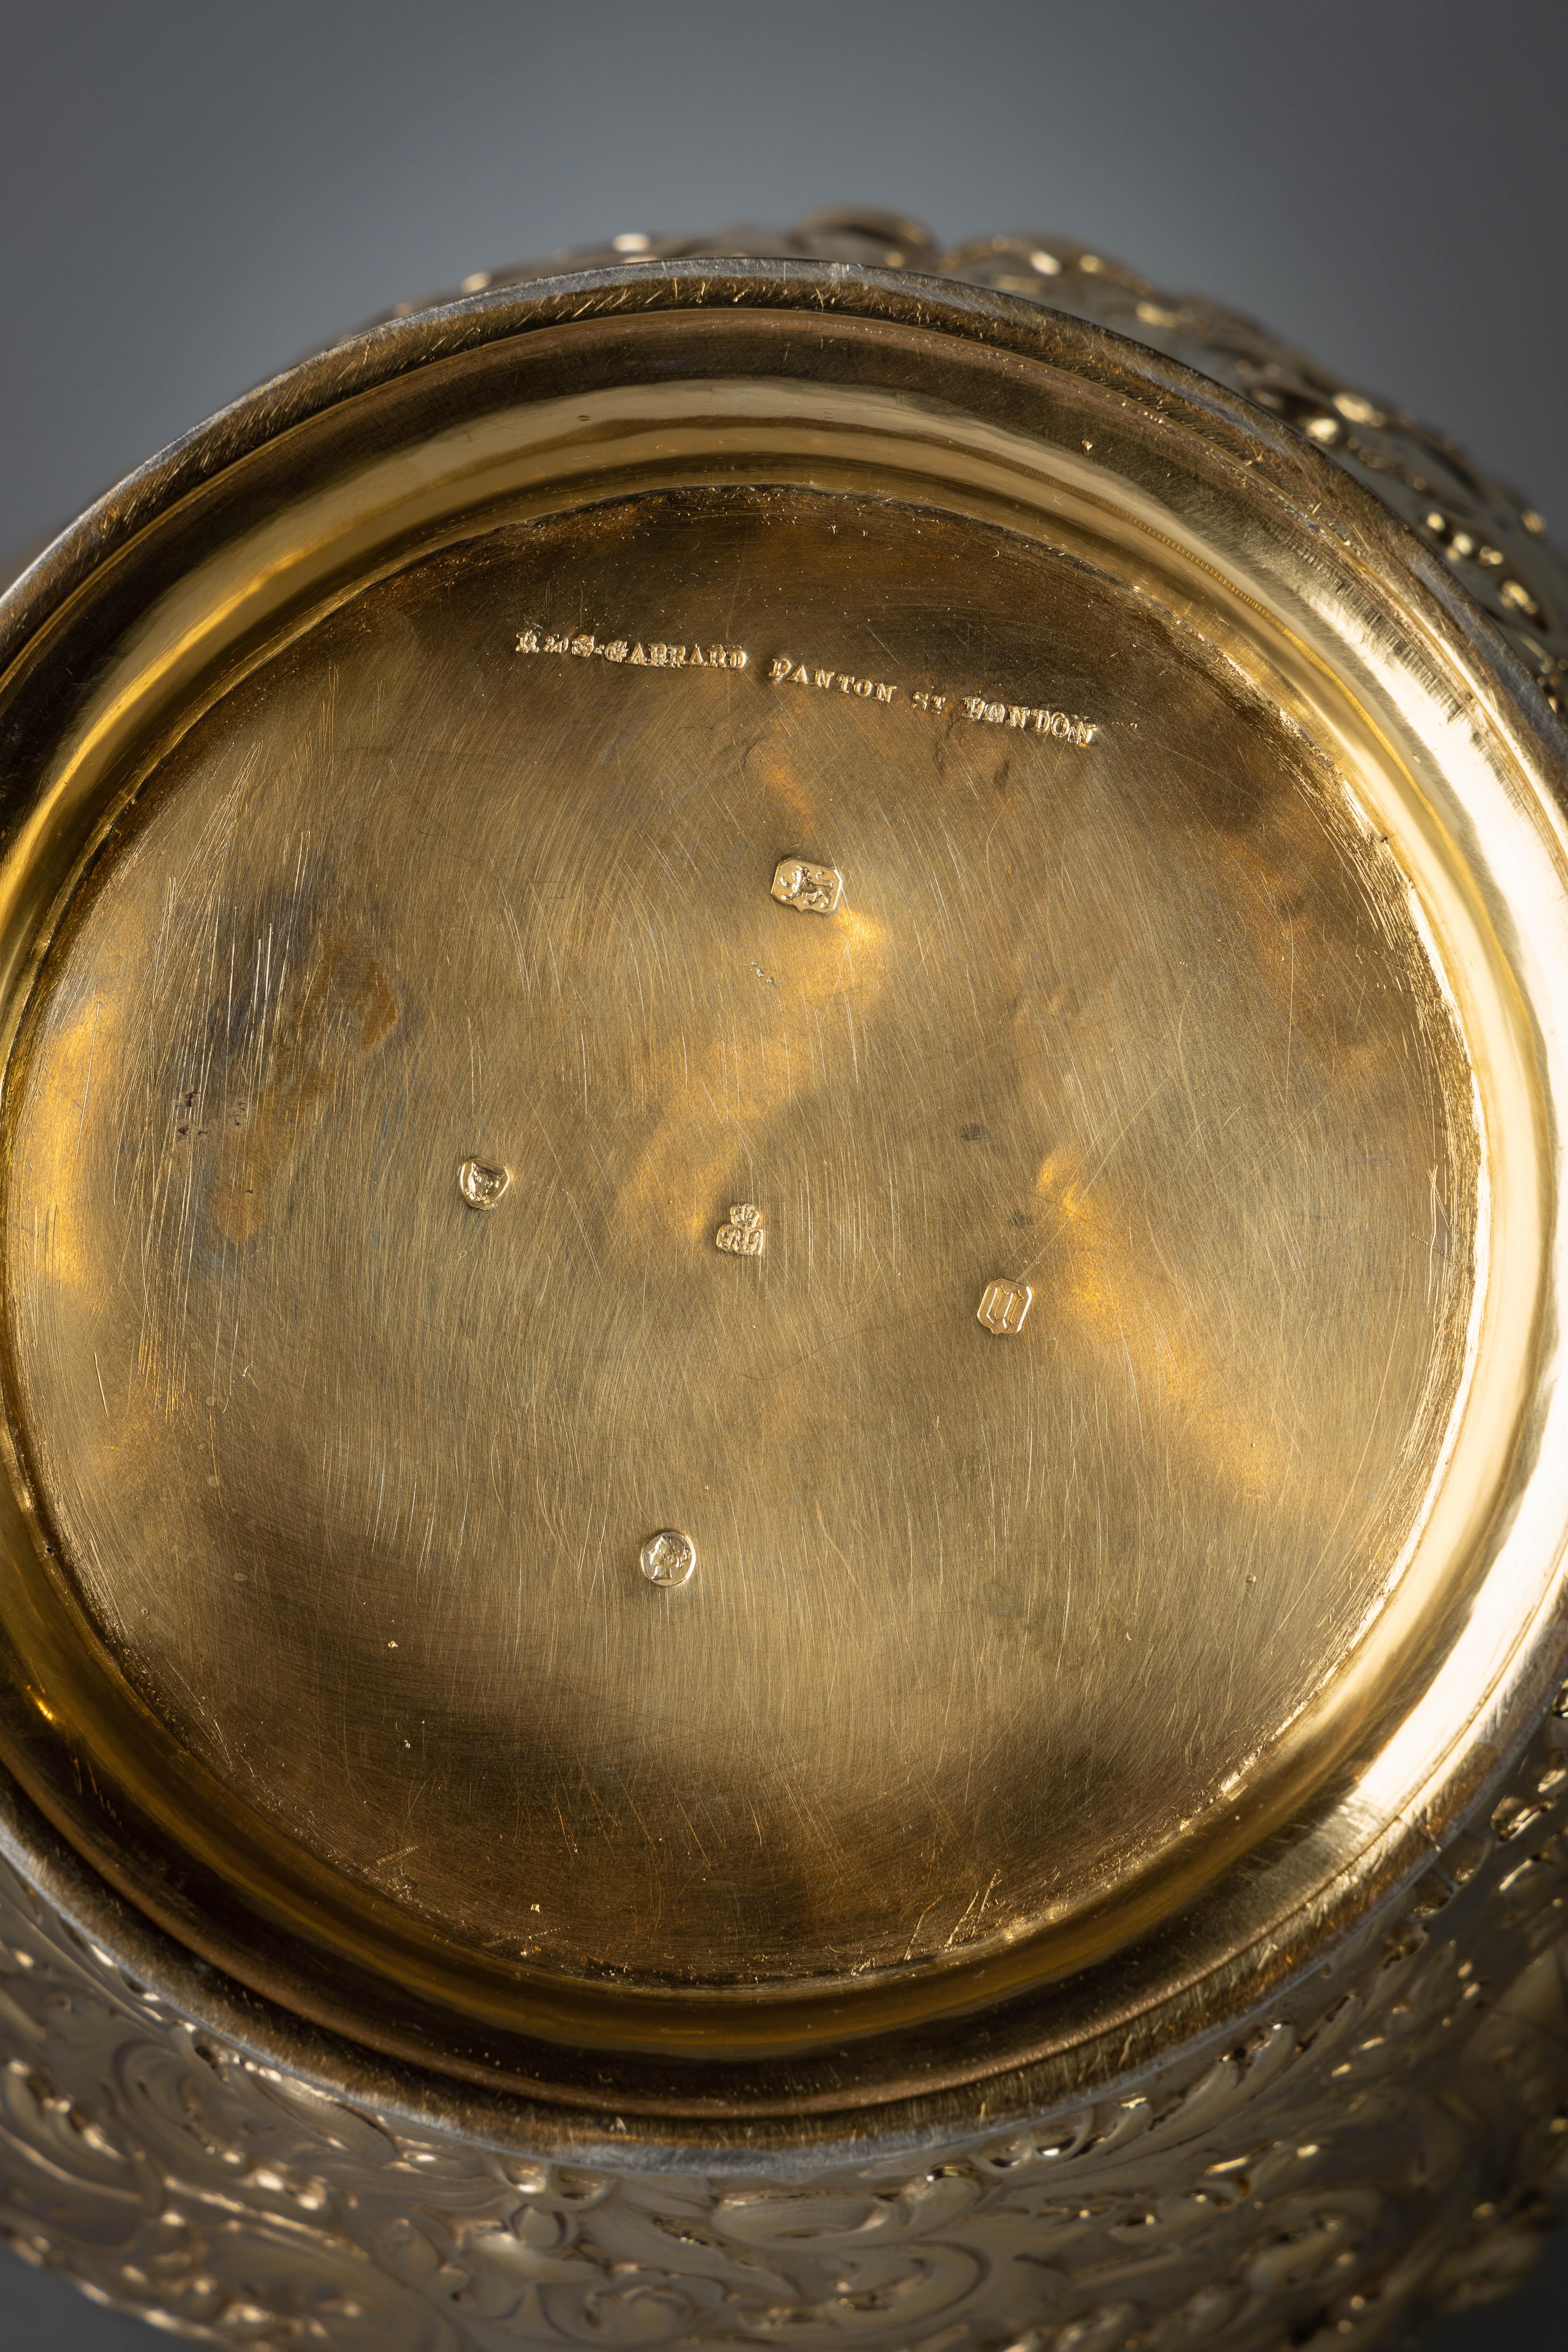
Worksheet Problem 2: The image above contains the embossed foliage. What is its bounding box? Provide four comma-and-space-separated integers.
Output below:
1, 1686, 1566, 2351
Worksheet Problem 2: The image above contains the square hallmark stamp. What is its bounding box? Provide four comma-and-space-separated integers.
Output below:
771, 857, 843, 915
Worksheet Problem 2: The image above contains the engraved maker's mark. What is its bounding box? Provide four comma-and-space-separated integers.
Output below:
766, 654, 1096, 745
716, 1204, 765, 1256
511, 625, 1096, 743
517, 626, 748, 670
766, 657, 899, 704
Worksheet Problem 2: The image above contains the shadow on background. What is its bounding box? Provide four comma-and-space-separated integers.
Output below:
4, 0, 1567, 552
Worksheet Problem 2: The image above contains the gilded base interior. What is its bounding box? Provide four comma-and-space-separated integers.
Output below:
3, 483, 1477, 1994
0, 283, 1561, 2111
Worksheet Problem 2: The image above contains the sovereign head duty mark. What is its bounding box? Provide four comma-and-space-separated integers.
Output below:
640, 1530, 696, 1588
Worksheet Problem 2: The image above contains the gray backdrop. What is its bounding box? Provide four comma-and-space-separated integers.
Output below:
1, 1, 1565, 2344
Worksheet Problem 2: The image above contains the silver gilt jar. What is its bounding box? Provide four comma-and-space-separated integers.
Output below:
0, 212, 1566, 2351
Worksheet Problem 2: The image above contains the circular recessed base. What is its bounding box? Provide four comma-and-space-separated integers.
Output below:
0, 277, 1559, 2119
3, 481, 1477, 1994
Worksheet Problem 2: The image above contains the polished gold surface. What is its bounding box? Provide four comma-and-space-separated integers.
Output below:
1, 478, 1481, 1996
0, 270, 1564, 2134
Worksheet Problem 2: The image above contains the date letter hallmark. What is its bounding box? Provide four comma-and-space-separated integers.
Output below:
771, 857, 843, 915
978, 1279, 1033, 1336
716, 1204, 765, 1257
